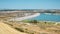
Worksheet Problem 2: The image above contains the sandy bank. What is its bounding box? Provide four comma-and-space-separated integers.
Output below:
10, 13, 40, 21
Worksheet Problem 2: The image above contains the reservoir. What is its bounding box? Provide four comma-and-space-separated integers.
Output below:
30, 13, 60, 22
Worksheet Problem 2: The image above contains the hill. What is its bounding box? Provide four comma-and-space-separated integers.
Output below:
0, 22, 27, 34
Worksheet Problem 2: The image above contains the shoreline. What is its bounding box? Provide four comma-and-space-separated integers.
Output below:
39, 20, 60, 23
9, 13, 40, 21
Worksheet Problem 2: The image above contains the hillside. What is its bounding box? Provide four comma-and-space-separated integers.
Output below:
3, 20, 60, 34
0, 22, 27, 34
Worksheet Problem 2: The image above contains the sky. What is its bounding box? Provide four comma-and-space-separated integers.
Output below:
0, 0, 60, 9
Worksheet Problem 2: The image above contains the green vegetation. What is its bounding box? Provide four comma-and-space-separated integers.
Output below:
22, 19, 39, 24
30, 20, 38, 24
22, 19, 31, 23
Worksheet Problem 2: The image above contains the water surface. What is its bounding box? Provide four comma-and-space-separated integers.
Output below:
31, 13, 60, 22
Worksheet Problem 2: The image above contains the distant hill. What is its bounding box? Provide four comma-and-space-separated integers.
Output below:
0, 9, 60, 13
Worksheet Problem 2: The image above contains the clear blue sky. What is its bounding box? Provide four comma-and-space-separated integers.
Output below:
0, 0, 60, 9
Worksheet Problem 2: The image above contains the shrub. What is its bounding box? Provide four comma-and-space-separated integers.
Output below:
15, 28, 24, 32
30, 20, 38, 24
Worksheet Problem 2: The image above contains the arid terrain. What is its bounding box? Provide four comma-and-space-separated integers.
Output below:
0, 11, 60, 34
1, 20, 60, 34
0, 21, 27, 34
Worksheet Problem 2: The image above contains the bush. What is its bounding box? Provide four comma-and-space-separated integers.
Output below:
15, 28, 24, 32
30, 20, 38, 24
22, 19, 39, 24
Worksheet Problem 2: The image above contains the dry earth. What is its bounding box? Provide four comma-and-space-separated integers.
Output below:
4, 21, 60, 34
0, 22, 27, 34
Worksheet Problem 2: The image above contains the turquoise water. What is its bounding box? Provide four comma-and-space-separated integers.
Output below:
31, 13, 60, 22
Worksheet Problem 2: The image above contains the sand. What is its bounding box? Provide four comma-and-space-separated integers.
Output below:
0, 22, 27, 34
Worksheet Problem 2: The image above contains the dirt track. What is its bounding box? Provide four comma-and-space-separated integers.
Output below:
0, 22, 26, 34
